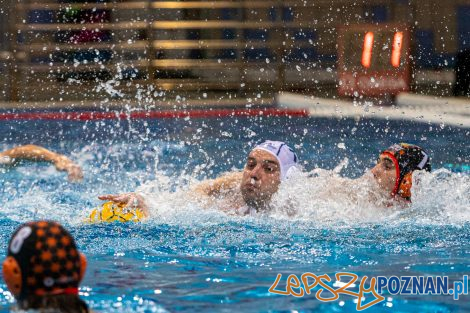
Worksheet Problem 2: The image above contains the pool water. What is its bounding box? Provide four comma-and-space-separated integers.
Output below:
0, 115, 469, 312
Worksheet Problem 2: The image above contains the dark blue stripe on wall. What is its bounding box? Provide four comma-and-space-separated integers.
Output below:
244, 29, 269, 40
283, 7, 294, 22
371, 5, 387, 23
244, 48, 273, 60
415, 30, 456, 68
415, 30, 435, 68
457, 6, 470, 50
28, 10, 54, 23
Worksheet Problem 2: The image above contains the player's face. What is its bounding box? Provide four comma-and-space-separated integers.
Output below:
240, 149, 281, 209
370, 154, 397, 195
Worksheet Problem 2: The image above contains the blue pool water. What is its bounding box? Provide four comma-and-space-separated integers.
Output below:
0, 115, 469, 312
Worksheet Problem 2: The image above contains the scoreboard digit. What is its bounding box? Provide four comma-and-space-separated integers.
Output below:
361, 32, 374, 68
338, 24, 411, 97
391, 32, 404, 68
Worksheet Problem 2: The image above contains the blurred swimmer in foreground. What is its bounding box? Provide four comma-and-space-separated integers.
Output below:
370, 143, 431, 202
99, 140, 299, 216
2, 221, 89, 312
0, 144, 83, 182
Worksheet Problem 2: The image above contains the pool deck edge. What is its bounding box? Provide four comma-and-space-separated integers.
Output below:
277, 92, 470, 128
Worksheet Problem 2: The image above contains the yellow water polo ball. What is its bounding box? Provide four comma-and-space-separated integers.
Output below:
88, 201, 144, 223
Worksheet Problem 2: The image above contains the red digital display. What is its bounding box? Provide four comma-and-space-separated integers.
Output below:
337, 24, 411, 97
391, 32, 403, 68
362, 32, 374, 68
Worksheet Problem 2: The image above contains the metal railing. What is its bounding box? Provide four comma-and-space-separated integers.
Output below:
10, 0, 345, 102
15, 0, 423, 102
0, 51, 13, 101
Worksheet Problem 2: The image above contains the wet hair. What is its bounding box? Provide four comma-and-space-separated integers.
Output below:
17, 294, 89, 313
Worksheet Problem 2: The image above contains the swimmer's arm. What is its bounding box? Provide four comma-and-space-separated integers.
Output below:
192, 171, 243, 196
0, 144, 83, 182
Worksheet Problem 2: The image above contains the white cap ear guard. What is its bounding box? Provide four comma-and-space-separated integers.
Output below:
285, 165, 301, 180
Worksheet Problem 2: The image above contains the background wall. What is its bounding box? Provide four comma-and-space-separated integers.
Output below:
0, 0, 468, 102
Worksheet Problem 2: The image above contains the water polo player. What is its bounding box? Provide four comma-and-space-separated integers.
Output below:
193, 140, 299, 213
371, 143, 431, 201
0, 144, 83, 182
2, 221, 89, 312
99, 140, 299, 215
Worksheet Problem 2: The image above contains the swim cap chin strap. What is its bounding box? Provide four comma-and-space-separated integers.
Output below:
381, 151, 401, 197
34, 287, 79, 296
381, 143, 431, 200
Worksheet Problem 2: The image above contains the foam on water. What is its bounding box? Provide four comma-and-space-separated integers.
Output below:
125, 161, 470, 229
272, 168, 470, 225
406, 169, 470, 224
0, 144, 468, 230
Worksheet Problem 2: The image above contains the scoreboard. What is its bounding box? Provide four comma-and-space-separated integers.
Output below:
337, 24, 411, 97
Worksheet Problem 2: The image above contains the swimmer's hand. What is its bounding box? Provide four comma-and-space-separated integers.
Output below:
98, 193, 149, 217
54, 156, 84, 182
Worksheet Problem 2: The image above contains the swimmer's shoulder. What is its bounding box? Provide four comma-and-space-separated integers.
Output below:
206, 171, 243, 194
193, 171, 243, 197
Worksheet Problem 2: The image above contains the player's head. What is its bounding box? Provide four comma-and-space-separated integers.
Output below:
371, 143, 431, 200
2, 221, 89, 312
241, 141, 298, 209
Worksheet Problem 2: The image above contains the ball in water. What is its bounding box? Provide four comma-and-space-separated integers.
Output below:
89, 201, 144, 223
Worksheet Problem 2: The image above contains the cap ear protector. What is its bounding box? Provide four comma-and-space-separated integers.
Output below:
381, 151, 401, 197
2, 256, 22, 296
397, 172, 413, 199
79, 252, 87, 283
2, 253, 87, 298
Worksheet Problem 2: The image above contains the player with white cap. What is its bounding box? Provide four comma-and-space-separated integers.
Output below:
190, 140, 299, 213
239, 140, 298, 210
99, 140, 299, 215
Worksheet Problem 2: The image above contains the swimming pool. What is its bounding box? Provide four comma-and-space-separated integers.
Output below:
0, 113, 469, 312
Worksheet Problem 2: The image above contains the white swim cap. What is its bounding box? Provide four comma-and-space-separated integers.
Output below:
253, 140, 299, 180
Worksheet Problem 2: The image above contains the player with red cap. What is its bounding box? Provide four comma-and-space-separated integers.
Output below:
371, 143, 431, 201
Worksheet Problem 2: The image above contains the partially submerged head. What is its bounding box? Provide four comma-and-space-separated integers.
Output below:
371, 143, 431, 200
2, 221, 88, 312
241, 140, 298, 210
